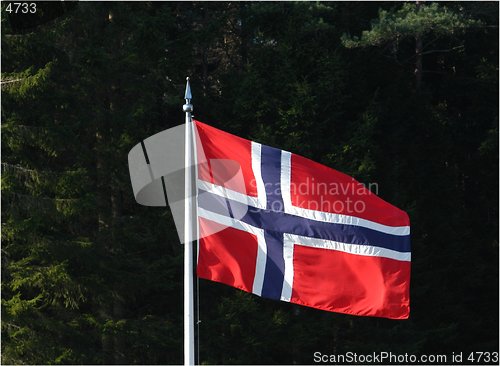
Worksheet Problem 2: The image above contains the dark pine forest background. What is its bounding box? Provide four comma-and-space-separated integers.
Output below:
1, 2, 498, 364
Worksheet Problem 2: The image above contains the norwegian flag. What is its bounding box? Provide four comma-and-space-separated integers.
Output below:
194, 120, 411, 319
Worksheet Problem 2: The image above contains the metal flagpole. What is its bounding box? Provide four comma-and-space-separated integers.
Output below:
183, 77, 195, 365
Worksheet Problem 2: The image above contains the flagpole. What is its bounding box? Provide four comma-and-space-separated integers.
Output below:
183, 77, 195, 366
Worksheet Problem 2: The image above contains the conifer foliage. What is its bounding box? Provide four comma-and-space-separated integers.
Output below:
1, 2, 498, 364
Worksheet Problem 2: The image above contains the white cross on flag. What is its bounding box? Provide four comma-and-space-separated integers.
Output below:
195, 120, 411, 319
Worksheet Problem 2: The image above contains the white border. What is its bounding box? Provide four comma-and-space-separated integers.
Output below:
251, 142, 267, 209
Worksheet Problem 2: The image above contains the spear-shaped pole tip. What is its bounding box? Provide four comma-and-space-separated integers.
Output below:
183, 77, 193, 113
184, 77, 192, 102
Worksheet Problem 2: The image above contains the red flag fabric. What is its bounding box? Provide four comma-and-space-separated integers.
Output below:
194, 120, 411, 319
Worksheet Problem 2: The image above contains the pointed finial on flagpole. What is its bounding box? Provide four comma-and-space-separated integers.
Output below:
183, 77, 193, 113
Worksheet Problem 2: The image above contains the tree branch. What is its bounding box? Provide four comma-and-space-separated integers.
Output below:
1, 78, 25, 85
420, 45, 465, 56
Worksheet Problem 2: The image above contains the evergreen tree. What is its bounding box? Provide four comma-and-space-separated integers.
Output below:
2, 3, 186, 363
1, 2, 498, 364
341, 2, 479, 89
